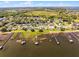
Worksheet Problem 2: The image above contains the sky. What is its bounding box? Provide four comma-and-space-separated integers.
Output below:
0, 1, 79, 7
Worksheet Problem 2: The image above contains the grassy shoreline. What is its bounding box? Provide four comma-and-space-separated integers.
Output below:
0, 30, 79, 42
0, 30, 79, 34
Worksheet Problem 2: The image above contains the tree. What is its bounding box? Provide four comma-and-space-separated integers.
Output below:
61, 28, 65, 31
39, 29, 43, 32
31, 29, 35, 32
22, 27, 27, 31
0, 27, 7, 32
48, 16, 55, 19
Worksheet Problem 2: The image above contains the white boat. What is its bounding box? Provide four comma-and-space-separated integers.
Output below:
69, 39, 74, 43
0, 46, 3, 50
34, 42, 39, 45
57, 42, 60, 45
21, 40, 26, 45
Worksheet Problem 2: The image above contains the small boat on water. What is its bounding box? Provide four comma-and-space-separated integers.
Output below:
68, 35, 74, 43
57, 42, 60, 45
21, 40, 26, 45
69, 39, 74, 43
34, 42, 39, 45
54, 36, 60, 45
16, 40, 26, 45
0, 45, 3, 50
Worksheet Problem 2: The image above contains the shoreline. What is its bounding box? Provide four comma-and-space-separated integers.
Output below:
49, 30, 79, 33
0, 30, 79, 34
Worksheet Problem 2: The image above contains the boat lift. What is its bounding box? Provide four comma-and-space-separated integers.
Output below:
69, 32, 79, 41
0, 33, 14, 50
0, 32, 26, 50
64, 32, 74, 43
34, 35, 39, 45
53, 33, 60, 45
15, 32, 26, 45
72, 32, 79, 38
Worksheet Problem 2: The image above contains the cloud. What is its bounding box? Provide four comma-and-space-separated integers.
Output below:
23, 1, 32, 5
18, 1, 32, 7
35, 3, 43, 6
4, 1, 9, 3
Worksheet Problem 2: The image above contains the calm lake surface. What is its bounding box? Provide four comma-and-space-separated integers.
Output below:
0, 32, 79, 57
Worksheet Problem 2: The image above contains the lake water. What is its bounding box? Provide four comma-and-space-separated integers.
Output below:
0, 32, 79, 57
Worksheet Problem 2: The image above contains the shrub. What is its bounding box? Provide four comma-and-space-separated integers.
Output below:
1, 27, 7, 32
39, 29, 43, 32
22, 27, 27, 31
61, 28, 65, 31
31, 29, 35, 32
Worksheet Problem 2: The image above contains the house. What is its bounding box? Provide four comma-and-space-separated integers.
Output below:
0, 18, 4, 20
48, 23, 55, 30
72, 22, 79, 30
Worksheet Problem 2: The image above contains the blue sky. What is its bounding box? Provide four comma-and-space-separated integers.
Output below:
0, 1, 79, 7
